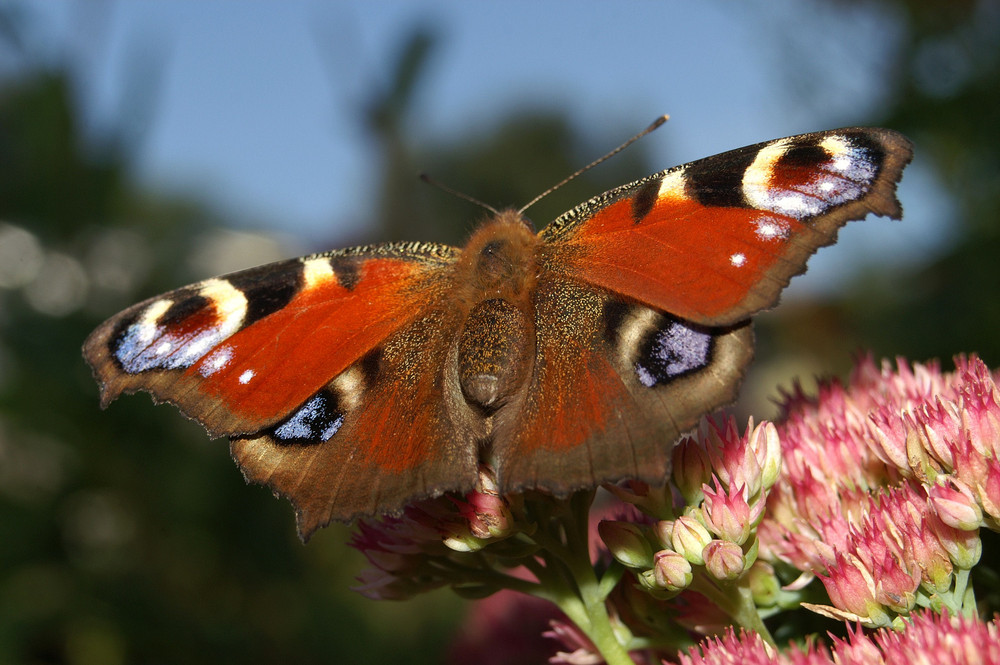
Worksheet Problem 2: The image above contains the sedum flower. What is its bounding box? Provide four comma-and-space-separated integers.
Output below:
545, 619, 603, 665
673, 435, 713, 504
703, 419, 766, 499
812, 551, 892, 626
451, 466, 514, 540
702, 479, 755, 545
672, 515, 713, 566
928, 477, 983, 531
870, 609, 1000, 664
759, 355, 998, 623
347, 352, 1000, 664
979, 458, 1000, 524
351, 465, 519, 598
652, 549, 692, 592
702, 539, 746, 581
678, 610, 1000, 665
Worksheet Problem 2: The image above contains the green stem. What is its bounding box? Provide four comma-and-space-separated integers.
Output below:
562, 495, 636, 665
953, 568, 977, 617
520, 493, 637, 665
690, 575, 774, 645
597, 561, 626, 600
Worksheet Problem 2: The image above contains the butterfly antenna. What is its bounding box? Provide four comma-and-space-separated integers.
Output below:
419, 173, 500, 215
518, 114, 670, 215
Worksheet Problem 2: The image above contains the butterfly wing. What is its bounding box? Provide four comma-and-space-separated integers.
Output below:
84, 242, 482, 537
494, 128, 911, 493
539, 128, 914, 326
493, 276, 753, 493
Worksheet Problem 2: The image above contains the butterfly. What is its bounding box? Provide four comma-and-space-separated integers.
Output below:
83, 124, 912, 539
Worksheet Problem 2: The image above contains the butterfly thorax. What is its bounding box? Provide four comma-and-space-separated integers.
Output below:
455, 211, 540, 410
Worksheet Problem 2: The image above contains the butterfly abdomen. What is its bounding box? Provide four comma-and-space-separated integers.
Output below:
452, 211, 542, 410
458, 298, 533, 409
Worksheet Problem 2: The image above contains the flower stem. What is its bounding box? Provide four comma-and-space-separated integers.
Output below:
521, 493, 637, 665
953, 568, 977, 617
690, 576, 774, 645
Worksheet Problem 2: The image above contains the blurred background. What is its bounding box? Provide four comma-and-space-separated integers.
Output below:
0, 1, 997, 663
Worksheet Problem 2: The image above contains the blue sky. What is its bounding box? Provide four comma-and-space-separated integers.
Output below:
16, 0, 949, 295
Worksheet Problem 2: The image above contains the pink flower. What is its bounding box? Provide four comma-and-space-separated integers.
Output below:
676, 628, 783, 665
652, 549, 692, 591
928, 478, 982, 531
870, 550, 920, 613
350, 506, 454, 600
702, 479, 755, 545
927, 511, 982, 570
703, 419, 764, 498
759, 355, 1000, 623
446, 465, 515, 550
872, 610, 1000, 664
545, 620, 603, 665
678, 610, 1000, 665
955, 356, 1000, 459
672, 515, 713, 566
749, 421, 782, 490
703, 540, 746, 581
866, 403, 913, 473
980, 458, 1000, 523
816, 552, 890, 625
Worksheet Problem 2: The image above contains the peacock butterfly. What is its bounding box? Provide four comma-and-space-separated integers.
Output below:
83, 123, 912, 539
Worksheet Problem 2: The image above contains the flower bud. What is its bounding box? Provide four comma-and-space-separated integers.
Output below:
455, 465, 514, 539
672, 436, 711, 503
599, 521, 653, 569
702, 480, 752, 545
929, 478, 983, 531
671, 515, 712, 566
703, 540, 745, 581
929, 513, 982, 570
653, 520, 674, 549
820, 552, 890, 627
444, 526, 487, 553
979, 459, 1000, 523
653, 550, 692, 591
749, 421, 782, 490
867, 406, 910, 472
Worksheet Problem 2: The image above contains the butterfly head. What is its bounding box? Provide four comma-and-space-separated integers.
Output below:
458, 210, 540, 297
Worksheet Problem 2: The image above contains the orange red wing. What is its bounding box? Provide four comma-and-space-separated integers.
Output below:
540, 128, 913, 326
84, 242, 458, 436
494, 276, 754, 495
84, 241, 486, 536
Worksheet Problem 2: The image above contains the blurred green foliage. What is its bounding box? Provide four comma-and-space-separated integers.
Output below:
0, 2, 997, 664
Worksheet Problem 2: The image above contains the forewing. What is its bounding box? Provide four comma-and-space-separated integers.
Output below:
540, 128, 913, 326
84, 242, 456, 436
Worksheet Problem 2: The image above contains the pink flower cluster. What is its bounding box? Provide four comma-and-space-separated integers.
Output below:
678, 610, 1000, 665
350, 465, 515, 600
351, 354, 1000, 664
600, 419, 781, 597
759, 355, 998, 625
